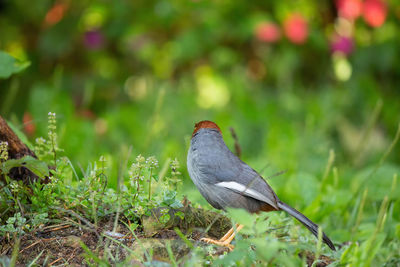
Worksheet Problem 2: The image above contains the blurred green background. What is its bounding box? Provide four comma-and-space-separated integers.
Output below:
1, 0, 400, 259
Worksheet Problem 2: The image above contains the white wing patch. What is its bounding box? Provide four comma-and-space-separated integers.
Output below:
215, 181, 276, 208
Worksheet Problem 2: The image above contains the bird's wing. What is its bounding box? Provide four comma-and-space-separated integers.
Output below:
215, 163, 279, 209
197, 150, 279, 209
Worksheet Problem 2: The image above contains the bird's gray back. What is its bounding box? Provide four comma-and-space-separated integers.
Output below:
188, 128, 279, 209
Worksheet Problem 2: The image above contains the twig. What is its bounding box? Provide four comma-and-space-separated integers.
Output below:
16, 198, 25, 218
49, 257, 63, 266
51, 206, 96, 230
267, 170, 287, 180
229, 127, 242, 158
45, 224, 71, 233
62, 217, 98, 237
20, 237, 57, 253
41, 223, 70, 231
66, 247, 79, 263
20, 240, 41, 253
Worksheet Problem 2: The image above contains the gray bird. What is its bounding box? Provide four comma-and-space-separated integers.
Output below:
187, 120, 335, 250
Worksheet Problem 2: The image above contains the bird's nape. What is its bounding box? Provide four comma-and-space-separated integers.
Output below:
192, 120, 221, 136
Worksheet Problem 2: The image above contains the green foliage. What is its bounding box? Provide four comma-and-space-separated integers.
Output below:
0, 95, 399, 265
0, 51, 30, 79
0, 115, 179, 239
0, 0, 399, 265
0, 213, 27, 235
0, 142, 8, 162
0, 156, 49, 178
1, 95, 399, 265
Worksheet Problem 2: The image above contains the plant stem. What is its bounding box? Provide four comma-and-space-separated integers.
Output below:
133, 167, 141, 203
148, 169, 153, 201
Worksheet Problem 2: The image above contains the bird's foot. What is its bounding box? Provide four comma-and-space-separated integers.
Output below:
200, 224, 243, 251
200, 237, 234, 251
218, 227, 234, 242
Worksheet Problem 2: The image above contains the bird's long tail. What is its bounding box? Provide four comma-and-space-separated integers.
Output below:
277, 201, 336, 250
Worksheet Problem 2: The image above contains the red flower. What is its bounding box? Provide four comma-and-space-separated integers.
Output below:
23, 112, 36, 136
283, 13, 308, 44
255, 22, 281, 43
45, 2, 68, 26
336, 0, 363, 20
363, 0, 387, 27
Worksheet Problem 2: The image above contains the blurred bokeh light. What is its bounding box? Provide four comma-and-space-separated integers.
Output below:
0, 0, 399, 168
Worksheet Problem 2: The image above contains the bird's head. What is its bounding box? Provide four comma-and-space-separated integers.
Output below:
192, 120, 221, 137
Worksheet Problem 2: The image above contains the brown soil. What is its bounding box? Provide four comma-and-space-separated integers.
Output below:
0, 213, 334, 266
1, 217, 132, 266
0, 216, 225, 266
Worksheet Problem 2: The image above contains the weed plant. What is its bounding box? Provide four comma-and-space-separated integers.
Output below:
0, 114, 399, 266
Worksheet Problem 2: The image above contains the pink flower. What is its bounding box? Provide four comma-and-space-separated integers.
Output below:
336, 0, 363, 20
255, 22, 281, 43
363, 0, 387, 27
331, 35, 354, 55
84, 30, 104, 50
283, 13, 308, 44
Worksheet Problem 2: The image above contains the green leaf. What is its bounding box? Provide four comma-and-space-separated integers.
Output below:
227, 207, 257, 228
0, 51, 30, 79
22, 157, 50, 178
1, 156, 49, 178
153, 175, 159, 182
170, 200, 183, 209
1, 158, 25, 173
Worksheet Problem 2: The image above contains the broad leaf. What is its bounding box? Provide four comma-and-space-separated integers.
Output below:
1, 156, 49, 178
0, 51, 30, 79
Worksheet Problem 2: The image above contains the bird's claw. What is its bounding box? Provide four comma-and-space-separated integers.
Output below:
200, 237, 234, 251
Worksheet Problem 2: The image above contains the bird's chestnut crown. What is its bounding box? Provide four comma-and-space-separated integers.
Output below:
192, 120, 221, 137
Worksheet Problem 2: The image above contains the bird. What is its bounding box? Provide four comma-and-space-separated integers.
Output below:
187, 120, 336, 250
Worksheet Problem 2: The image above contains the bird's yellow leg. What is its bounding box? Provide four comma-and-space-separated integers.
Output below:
222, 224, 243, 244
218, 223, 243, 242
201, 224, 244, 250
218, 226, 235, 242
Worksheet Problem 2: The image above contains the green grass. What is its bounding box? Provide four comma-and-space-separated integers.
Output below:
1, 84, 399, 265
1, 50, 400, 265
1, 1, 400, 264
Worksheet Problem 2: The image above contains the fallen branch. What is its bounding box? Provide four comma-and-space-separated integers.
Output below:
0, 115, 40, 184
